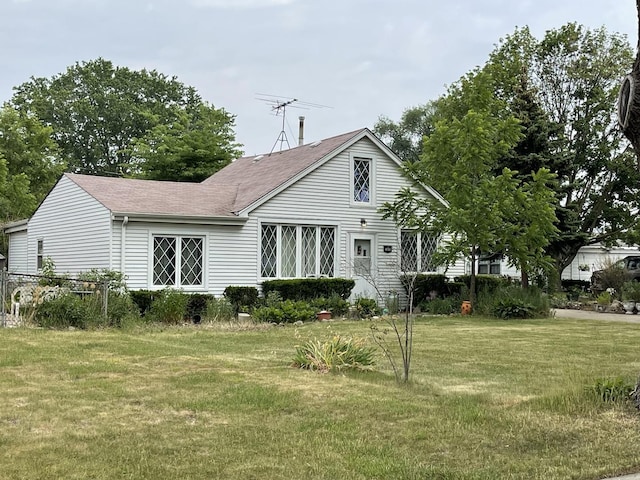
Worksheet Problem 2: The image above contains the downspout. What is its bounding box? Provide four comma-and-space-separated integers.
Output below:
120, 216, 128, 274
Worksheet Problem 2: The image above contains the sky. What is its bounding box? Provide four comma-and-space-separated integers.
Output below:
1, 0, 638, 156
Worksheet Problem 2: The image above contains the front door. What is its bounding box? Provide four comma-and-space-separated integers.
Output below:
350, 236, 375, 300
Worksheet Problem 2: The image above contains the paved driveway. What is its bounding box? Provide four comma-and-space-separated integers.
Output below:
553, 308, 640, 324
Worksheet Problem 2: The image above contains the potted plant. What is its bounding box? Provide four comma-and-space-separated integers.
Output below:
621, 281, 640, 314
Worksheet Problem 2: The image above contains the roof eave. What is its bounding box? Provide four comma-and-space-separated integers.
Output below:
2, 218, 29, 234
110, 212, 247, 225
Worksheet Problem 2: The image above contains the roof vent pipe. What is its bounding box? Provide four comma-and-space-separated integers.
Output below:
298, 116, 305, 146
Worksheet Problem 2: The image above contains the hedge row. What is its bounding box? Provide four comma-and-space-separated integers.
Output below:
261, 278, 355, 301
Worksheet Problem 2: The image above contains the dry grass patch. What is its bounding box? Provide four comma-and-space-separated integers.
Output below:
0, 318, 639, 479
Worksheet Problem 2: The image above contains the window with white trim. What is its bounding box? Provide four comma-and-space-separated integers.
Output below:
400, 230, 437, 272
36, 239, 44, 270
261, 224, 335, 278
153, 235, 204, 287
478, 255, 501, 275
353, 157, 371, 203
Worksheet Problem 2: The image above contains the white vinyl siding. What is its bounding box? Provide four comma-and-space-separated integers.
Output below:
7, 230, 28, 273
251, 137, 459, 295
122, 221, 255, 295
27, 176, 111, 275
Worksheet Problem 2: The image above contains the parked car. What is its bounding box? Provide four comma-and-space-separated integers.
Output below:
590, 255, 640, 293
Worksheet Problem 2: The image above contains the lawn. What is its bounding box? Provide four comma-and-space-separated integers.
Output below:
0, 316, 639, 479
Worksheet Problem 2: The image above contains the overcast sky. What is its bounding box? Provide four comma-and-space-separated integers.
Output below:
1, 0, 637, 156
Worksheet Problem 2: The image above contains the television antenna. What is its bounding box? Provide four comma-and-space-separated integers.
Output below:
256, 93, 331, 153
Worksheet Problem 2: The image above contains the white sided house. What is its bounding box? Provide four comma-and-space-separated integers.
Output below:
476, 244, 640, 282
4, 128, 461, 300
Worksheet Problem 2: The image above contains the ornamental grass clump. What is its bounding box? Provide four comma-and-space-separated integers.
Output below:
588, 377, 633, 404
292, 336, 376, 373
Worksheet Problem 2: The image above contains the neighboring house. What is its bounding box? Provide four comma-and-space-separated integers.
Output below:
3, 128, 463, 300
476, 244, 640, 282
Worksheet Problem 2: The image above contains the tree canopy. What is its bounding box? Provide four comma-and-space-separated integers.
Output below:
377, 23, 637, 279
0, 105, 64, 222
9, 58, 242, 179
381, 71, 558, 300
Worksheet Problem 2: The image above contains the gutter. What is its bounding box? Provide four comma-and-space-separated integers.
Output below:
110, 212, 248, 226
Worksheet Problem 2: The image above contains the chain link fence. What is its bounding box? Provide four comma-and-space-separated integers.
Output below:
1, 270, 109, 328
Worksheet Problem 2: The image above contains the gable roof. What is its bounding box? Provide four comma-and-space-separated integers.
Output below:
65, 173, 239, 219
52, 128, 445, 221
203, 128, 368, 213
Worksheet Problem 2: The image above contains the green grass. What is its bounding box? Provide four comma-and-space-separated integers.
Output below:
0, 317, 639, 479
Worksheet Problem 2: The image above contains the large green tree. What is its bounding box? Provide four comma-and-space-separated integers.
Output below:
9, 58, 241, 178
0, 105, 65, 203
378, 23, 637, 279
381, 84, 558, 304
131, 104, 242, 182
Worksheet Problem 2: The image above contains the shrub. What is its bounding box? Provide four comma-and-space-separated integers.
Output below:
560, 279, 591, 294
419, 295, 460, 315
34, 293, 102, 329
252, 305, 285, 323
253, 299, 315, 323
292, 336, 376, 372
401, 274, 448, 306
148, 289, 189, 324
354, 297, 381, 318
596, 290, 612, 305
588, 377, 633, 403
223, 286, 260, 314
129, 290, 158, 316
492, 298, 536, 319
77, 268, 128, 294
310, 294, 350, 317
475, 285, 550, 319
621, 281, 640, 302
454, 275, 511, 294
261, 278, 355, 301
186, 293, 214, 323
592, 258, 629, 296
204, 297, 235, 322
105, 292, 141, 327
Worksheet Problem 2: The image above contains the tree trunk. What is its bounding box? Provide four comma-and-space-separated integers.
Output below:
619, 0, 640, 162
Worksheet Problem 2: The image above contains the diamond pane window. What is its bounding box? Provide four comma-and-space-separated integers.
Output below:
420, 234, 438, 272
353, 158, 370, 203
261, 225, 277, 278
401, 231, 418, 272
153, 236, 204, 287
301, 227, 317, 277
319, 227, 335, 277
260, 224, 336, 279
181, 237, 203, 285
154, 237, 177, 286
401, 231, 439, 272
281, 226, 297, 277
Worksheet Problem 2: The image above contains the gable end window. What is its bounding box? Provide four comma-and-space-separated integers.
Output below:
153, 235, 204, 287
261, 224, 335, 279
352, 157, 372, 204
400, 230, 437, 273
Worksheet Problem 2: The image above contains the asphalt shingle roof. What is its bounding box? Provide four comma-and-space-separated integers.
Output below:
203, 128, 367, 212
65, 128, 371, 218
66, 174, 239, 218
